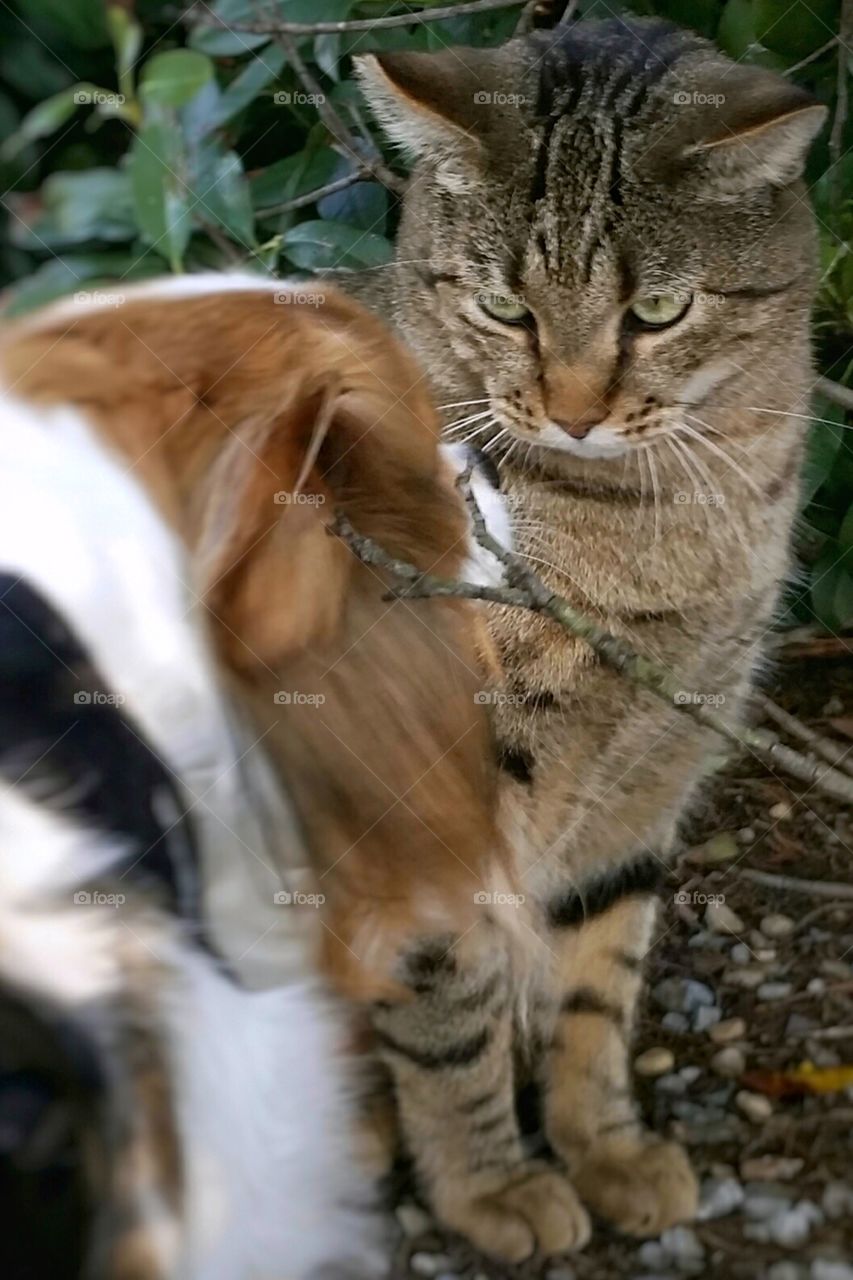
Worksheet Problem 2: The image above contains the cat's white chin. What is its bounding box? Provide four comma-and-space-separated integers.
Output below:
535, 423, 629, 459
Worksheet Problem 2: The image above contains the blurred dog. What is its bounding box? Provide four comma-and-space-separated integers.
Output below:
0, 276, 511, 1279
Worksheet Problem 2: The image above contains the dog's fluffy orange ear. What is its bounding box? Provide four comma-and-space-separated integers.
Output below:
195, 388, 351, 671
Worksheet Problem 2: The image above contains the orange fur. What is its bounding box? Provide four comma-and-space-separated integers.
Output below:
1, 284, 509, 1000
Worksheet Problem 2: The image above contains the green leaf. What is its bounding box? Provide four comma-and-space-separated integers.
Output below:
801, 397, 847, 501
2, 251, 162, 318
834, 568, 853, 626
251, 147, 339, 211
193, 143, 257, 247
8, 168, 136, 249
282, 219, 393, 270
754, 0, 839, 59
188, 0, 271, 55
207, 44, 286, 131
810, 550, 844, 629
1, 87, 84, 161
318, 174, 387, 232
129, 123, 192, 272
24, 0, 109, 49
107, 6, 142, 85
140, 50, 214, 109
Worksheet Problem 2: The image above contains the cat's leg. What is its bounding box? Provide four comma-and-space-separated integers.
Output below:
542, 879, 698, 1237
371, 924, 590, 1263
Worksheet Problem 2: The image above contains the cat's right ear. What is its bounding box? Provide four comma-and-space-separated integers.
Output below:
355, 49, 493, 159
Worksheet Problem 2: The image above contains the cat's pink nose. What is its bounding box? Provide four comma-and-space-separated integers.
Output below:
550, 408, 609, 440
543, 363, 609, 438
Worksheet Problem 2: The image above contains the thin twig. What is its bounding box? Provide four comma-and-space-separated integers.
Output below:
736, 867, 853, 901
556, 0, 581, 26
330, 473, 853, 806
256, 170, 367, 217
757, 693, 853, 778
815, 374, 853, 413
269, 27, 405, 195
783, 35, 839, 76
194, 0, 524, 36
830, 0, 852, 206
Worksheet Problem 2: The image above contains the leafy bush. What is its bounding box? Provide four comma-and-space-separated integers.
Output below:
1, 0, 851, 629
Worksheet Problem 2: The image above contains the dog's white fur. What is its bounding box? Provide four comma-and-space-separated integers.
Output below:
0, 381, 384, 1277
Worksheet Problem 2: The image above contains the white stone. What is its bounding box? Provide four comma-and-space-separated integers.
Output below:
705, 900, 746, 934
736, 1090, 773, 1122
757, 981, 793, 1001
761, 913, 796, 939
697, 1176, 745, 1220
821, 1181, 853, 1219
726, 967, 765, 990
396, 1203, 434, 1238
411, 1254, 454, 1277
812, 1263, 853, 1280
769, 801, 793, 820
635, 1047, 675, 1077
709, 1016, 747, 1044
711, 1047, 745, 1078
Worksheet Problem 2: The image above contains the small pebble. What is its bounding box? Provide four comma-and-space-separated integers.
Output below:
761, 913, 795, 940
705, 901, 746, 935
730, 942, 752, 964
811, 1263, 853, 1280
396, 1204, 433, 1237
692, 832, 739, 863
635, 1047, 675, 1077
662, 1011, 689, 1033
709, 1016, 747, 1044
821, 1181, 853, 1219
820, 958, 852, 980
656, 1073, 687, 1095
737, 1090, 773, 1122
766, 1200, 823, 1247
741, 1155, 804, 1182
769, 801, 793, 820
737, 826, 756, 843
679, 1065, 702, 1085
638, 1242, 667, 1268
768, 1264, 802, 1280
758, 981, 793, 1001
744, 1185, 795, 1221
726, 966, 765, 990
659, 1224, 705, 1263
697, 1176, 745, 1220
822, 694, 843, 716
410, 1254, 453, 1277
653, 977, 715, 1015
712, 1047, 745, 1078
754, 947, 777, 964
692, 1005, 721, 1033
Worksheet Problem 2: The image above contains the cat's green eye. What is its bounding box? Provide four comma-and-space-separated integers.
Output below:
477, 293, 531, 325
628, 294, 692, 330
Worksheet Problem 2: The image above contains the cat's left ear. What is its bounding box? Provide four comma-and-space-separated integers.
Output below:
355, 48, 500, 159
684, 66, 827, 195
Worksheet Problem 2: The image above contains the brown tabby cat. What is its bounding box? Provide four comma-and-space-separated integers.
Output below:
343, 16, 825, 1261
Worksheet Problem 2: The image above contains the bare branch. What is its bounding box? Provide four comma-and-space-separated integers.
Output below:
193, 0, 525, 36
757, 692, 853, 778
256, 170, 367, 217
783, 35, 839, 76
815, 374, 853, 413
329, 475, 853, 807
737, 867, 853, 902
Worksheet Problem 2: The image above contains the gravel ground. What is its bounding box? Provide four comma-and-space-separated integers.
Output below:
387, 651, 853, 1280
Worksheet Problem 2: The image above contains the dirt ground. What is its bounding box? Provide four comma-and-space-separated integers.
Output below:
389, 645, 853, 1280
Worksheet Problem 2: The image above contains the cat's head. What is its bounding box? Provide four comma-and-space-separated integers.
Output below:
358, 19, 826, 463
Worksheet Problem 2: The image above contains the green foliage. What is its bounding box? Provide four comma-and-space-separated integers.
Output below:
1, 0, 851, 630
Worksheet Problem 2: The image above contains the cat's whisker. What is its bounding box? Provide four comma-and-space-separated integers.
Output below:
677, 421, 765, 499
646, 444, 662, 543
442, 409, 494, 434
670, 428, 721, 502
438, 398, 491, 411
665, 435, 715, 531
744, 405, 852, 431
453, 419, 498, 446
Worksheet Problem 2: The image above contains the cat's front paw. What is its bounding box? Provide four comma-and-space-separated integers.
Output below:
437, 1165, 591, 1263
570, 1137, 698, 1237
